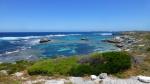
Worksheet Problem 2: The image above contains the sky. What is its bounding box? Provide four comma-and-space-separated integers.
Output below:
0, 0, 150, 32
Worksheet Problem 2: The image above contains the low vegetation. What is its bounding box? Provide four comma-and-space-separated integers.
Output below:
28, 57, 78, 76
147, 47, 150, 51
70, 52, 131, 76
0, 60, 33, 74
0, 75, 21, 84
28, 51, 131, 76
0, 51, 132, 77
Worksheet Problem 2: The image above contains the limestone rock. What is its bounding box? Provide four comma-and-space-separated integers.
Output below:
90, 75, 98, 80
137, 76, 150, 83
45, 80, 64, 84
14, 72, 24, 77
0, 70, 8, 75
99, 73, 107, 79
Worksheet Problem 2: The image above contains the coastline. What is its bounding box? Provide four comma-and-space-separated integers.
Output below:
0, 31, 150, 84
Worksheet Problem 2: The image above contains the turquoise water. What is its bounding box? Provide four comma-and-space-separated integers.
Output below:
0, 32, 119, 62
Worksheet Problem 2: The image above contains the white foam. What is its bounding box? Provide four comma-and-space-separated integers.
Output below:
68, 34, 81, 36
5, 50, 20, 55
29, 39, 40, 45
46, 34, 67, 37
46, 34, 81, 37
0, 34, 82, 41
0, 36, 41, 40
100, 33, 112, 36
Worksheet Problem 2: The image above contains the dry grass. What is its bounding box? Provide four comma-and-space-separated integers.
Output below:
0, 75, 21, 84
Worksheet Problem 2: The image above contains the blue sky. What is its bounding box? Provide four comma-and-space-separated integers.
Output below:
0, 0, 150, 32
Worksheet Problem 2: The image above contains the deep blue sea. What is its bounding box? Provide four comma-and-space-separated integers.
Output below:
0, 32, 120, 62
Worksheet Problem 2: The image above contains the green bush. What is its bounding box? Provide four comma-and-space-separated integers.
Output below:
69, 52, 131, 76
102, 52, 131, 73
27, 52, 131, 76
28, 57, 78, 75
69, 64, 92, 76
28, 60, 55, 75
147, 47, 150, 51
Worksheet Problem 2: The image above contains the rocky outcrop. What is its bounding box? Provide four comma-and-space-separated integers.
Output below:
91, 75, 98, 80
116, 44, 124, 48
137, 76, 150, 83
39, 38, 51, 43
99, 73, 107, 79
102, 39, 121, 43
13, 72, 24, 77
0, 70, 8, 75
12, 74, 150, 84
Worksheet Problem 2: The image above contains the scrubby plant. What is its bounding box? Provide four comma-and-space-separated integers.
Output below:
144, 34, 150, 40
69, 64, 92, 76
147, 47, 150, 51
70, 52, 131, 76
0, 60, 33, 74
28, 57, 78, 75
102, 52, 131, 73
27, 51, 131, 76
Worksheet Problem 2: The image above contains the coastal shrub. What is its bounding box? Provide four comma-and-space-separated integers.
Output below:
0, 60, 33, 74
28, 57, 78, 75
28, 59, 55, 75
147, 47, 150, 51
69, 64, 92, 76
27, 52, 131, 76
73, 52, 131, 76
78, 53, 105, 65
144, 34, 150, 40
102, 52, 131, 73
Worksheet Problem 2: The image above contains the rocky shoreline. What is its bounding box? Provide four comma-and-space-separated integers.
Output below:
1, 31, 150, 84
102, 32, 144, 52
1, 71, 149, 84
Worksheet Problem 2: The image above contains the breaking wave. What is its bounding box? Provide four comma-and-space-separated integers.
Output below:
0, 34, 81, 41
46, 34, 81, 37
0, 36, 41, 40
5, 50, 20, 55
98, 33, 113, 36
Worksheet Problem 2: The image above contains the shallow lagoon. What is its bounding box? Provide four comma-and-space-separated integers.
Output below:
0, 32, 119, 62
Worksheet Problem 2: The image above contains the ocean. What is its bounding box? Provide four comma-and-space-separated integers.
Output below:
0, 32, 120, 62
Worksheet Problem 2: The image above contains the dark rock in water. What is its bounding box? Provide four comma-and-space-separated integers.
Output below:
39, 38, 51, 43
101, 40, 108, 42
81, 38, 88, 41
101, 40, 121, 43
116, 44, 124, 48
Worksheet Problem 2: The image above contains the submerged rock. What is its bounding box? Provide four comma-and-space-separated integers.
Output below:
81, 38, 88, 41
39, 38, 51, 43
101, 39, 121, 43
116, 44, 124, 48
